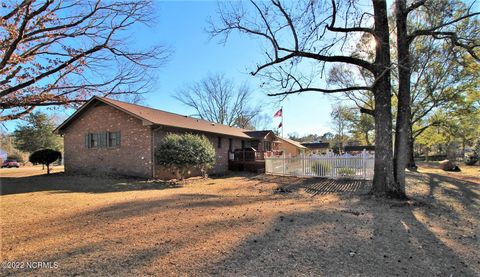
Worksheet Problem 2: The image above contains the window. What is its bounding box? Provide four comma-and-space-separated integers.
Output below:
85, 133, 101, 148
217, 137, 222, 148
108, 132, 121, 147
90, 133, 98, 148
264, 141, 272, 151
85, 131, 120, 148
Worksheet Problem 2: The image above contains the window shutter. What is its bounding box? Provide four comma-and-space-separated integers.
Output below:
117, 132, 121, 146
102, 132, 107, 147
96, 133, 100, 147
107, 132, 111, 147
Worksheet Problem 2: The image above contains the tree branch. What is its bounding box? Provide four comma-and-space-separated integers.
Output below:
268, 86, 371, 96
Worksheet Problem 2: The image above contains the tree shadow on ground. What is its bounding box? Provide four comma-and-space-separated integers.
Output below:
407, 171, 479, 221
2, 192, 282, 276
253, 174, 372, 196
0, 173, 181, 195
202, 197, 478, 276
2, 172, 478, 276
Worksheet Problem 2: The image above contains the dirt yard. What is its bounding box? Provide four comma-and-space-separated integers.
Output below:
1, 164, 479, 276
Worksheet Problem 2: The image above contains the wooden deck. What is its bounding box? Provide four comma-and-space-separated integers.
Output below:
228, 160, 265, 173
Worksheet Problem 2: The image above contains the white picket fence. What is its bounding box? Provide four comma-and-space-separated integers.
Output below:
265, 151, 374, 180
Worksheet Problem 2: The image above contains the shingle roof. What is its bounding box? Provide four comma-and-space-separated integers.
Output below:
244, 130, 273, 139
56, 96, 252, 138
301, 142, 330, 149
344, 145, 375, 152
277, 137, 307, 149
55, 97, 308, 150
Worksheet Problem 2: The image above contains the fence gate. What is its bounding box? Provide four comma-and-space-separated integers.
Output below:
265, 151, 374, 180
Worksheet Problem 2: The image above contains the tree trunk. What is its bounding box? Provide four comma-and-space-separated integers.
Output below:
46, 164, 50, 174
407, 131, 417, 169
371, 0, 399, 197
393, 0, 409, 197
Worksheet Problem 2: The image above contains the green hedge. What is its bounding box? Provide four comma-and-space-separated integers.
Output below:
155, 133, 216, 180
311, 161, 332, 175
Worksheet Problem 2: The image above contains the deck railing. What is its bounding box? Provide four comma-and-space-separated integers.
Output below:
230, 150, 284, 162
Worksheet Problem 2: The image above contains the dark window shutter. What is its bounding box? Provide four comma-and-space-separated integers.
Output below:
117, 132, 121, 146
94, 133, 99, 147
107, 132, 111, 147
98, 133, 102, 147
102, 132, 107, 147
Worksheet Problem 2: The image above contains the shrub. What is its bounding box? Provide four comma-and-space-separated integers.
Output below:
474, 139, 480, 156
337, 167, 356, 177
29, 149, 62, 174
464, 153, 478, 166
311, 161, 332, 176
7, 150, 26, 163
155, 133, 216, 180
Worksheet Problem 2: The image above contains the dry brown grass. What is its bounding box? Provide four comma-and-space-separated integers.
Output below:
1, 165, 479, 276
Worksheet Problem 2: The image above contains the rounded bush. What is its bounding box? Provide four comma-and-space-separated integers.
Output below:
155, 133, 216, 179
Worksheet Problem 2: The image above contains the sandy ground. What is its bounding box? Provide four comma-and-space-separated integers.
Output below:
0, 164, 479, 276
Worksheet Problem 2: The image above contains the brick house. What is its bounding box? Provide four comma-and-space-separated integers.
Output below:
55, 96, 305, 179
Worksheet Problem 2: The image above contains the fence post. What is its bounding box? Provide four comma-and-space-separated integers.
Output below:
302, 154, 305, 176
362, 149, 367, 179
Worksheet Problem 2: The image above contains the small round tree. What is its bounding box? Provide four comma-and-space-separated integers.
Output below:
29, 149, 62, 174
155, 133, 216, 180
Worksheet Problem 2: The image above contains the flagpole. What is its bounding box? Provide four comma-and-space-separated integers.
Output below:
281, 106, 284, 138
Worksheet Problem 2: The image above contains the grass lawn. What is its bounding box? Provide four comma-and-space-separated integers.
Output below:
1, 165, 479, 276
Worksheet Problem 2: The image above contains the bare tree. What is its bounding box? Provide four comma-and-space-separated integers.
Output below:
249, 113, 273, 131
210, 0, 401, 196
393, 0, 479, 190
0, 0, 169, 121
331, 27, 477, 159
175, 73, 261, 128
330, 104, 353, 151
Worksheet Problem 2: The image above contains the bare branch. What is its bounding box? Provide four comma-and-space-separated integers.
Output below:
268, 86, 371, 96
0, 0, 168, 121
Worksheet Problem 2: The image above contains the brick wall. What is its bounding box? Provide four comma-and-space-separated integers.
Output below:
63, 103, 153, 178
279, 140, 303, 157
152, 127, 244, 179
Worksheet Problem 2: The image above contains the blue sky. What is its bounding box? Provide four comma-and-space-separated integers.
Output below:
3, 0, 337, 136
